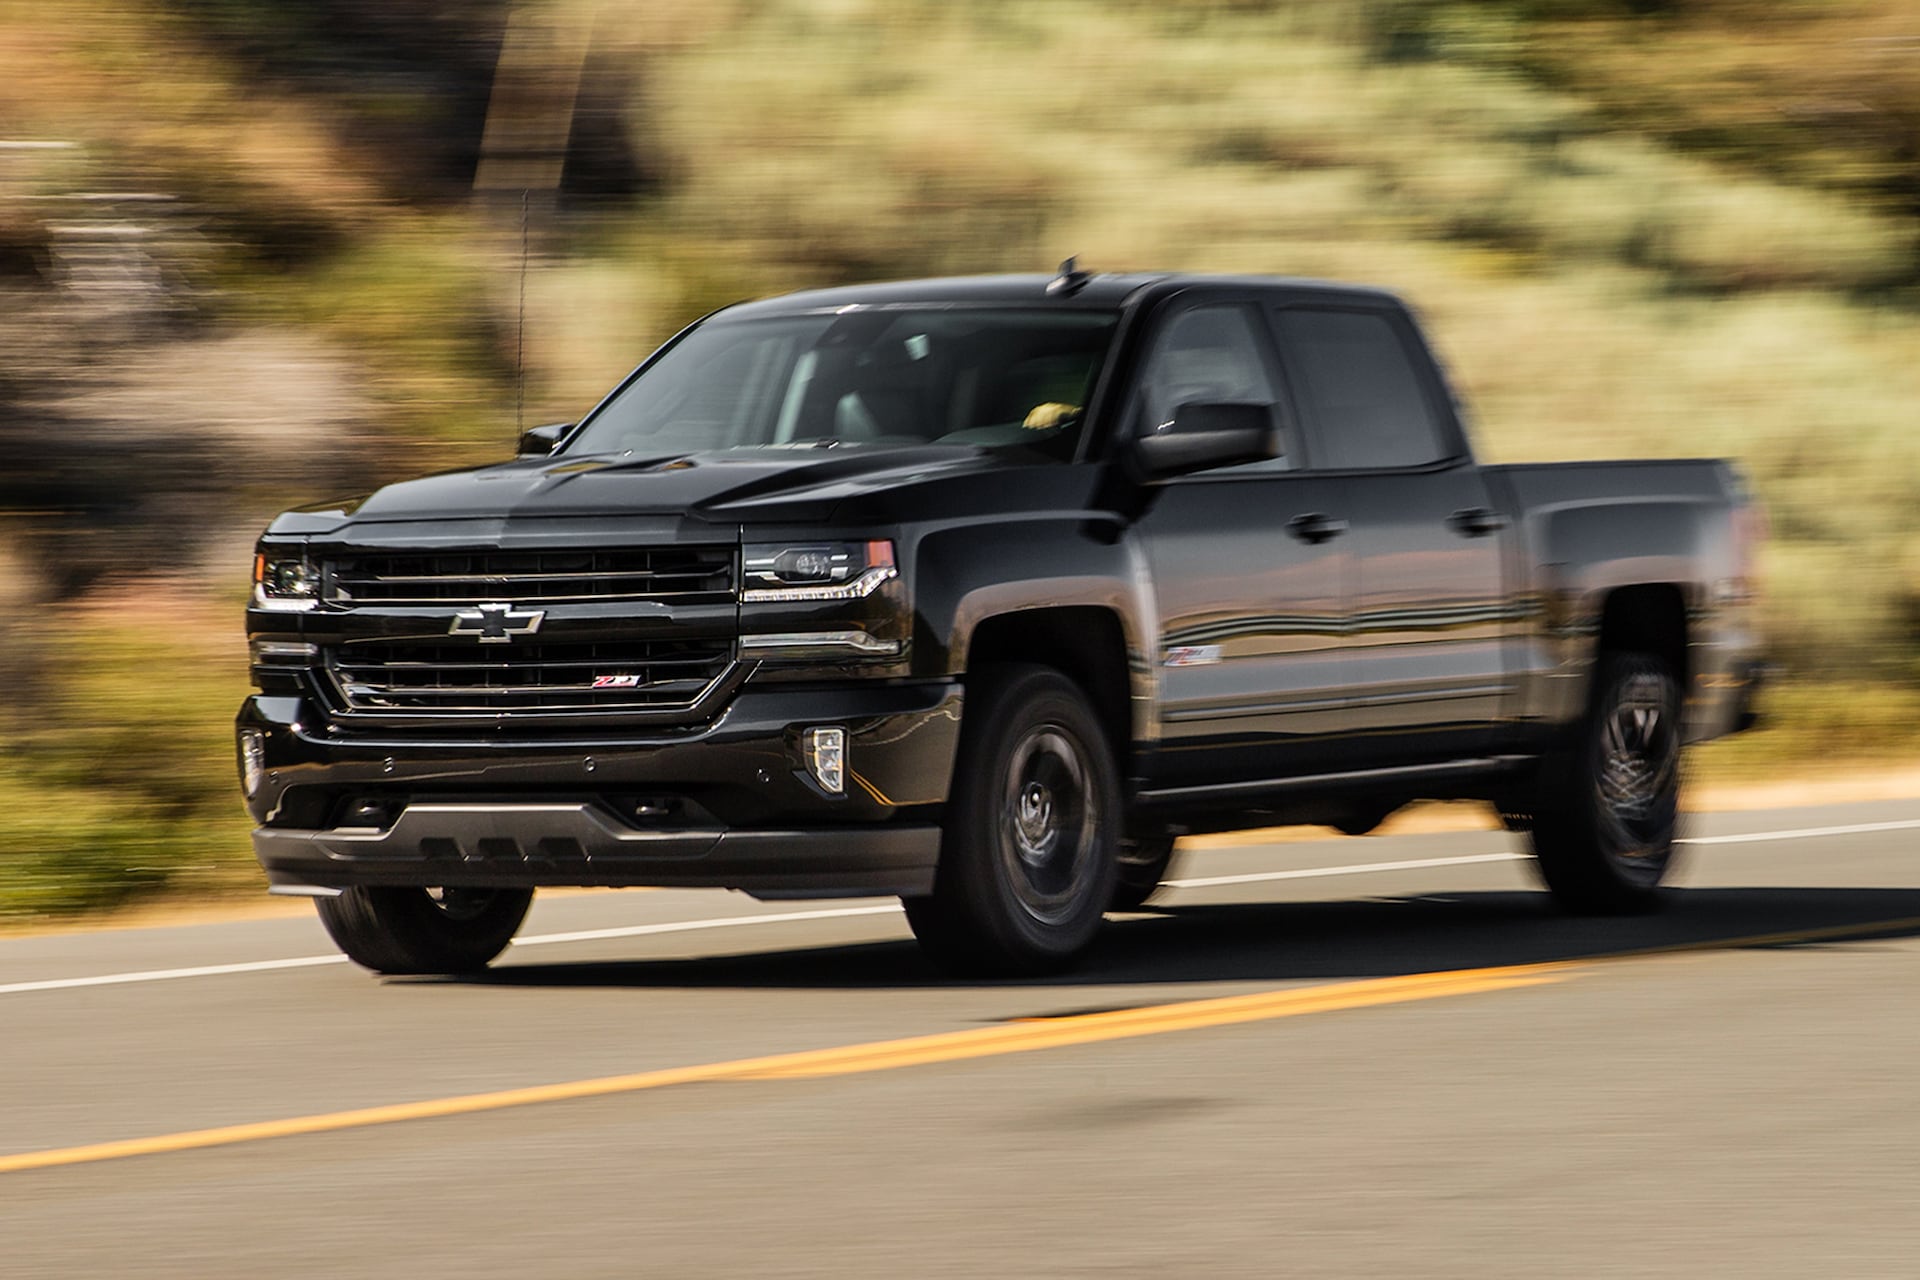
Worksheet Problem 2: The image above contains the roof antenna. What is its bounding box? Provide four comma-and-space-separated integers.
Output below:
517, 188, 528, 436
1047, 255, 1091, 296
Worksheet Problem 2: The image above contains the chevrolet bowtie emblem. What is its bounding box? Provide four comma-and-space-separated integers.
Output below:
448, 602, 545, 644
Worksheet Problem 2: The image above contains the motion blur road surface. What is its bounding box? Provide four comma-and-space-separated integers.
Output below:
5, 799, 1920, 1278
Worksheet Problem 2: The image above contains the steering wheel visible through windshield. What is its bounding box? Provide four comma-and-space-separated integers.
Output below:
565, 307, 1120, 461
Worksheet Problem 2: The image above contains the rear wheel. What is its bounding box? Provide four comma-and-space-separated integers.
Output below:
316, 885, 533, 975
904, 664, 1119, 976
1529, 651, 1684, 914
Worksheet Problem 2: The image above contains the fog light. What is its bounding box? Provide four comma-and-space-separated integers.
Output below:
804, 726, 846, 795
238, 730, 267, 797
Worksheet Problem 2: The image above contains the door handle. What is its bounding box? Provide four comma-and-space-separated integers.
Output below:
1287, 512, 1349, 545
1447, 506, 1509, 537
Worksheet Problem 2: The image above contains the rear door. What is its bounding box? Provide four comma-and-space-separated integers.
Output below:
1268, 302, 1513, 765
1133, 300, 1354, 788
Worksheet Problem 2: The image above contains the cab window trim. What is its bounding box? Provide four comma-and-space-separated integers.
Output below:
1125, 297, 1307, 479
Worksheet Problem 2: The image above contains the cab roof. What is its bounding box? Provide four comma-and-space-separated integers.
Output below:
716, 272, 1401, 319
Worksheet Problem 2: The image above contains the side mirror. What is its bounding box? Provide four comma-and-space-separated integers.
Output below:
1133, 402, 1279, 480
517, 422, 572, 457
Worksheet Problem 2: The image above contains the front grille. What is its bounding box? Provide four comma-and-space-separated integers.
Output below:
325, 638, 736, 716
325, 547, 736, 605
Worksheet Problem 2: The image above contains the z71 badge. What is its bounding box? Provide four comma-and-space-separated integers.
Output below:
1163, 645, 1222, 668
591, 674, 642, 689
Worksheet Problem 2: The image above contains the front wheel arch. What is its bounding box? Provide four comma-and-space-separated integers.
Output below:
963, 606, 1137, 777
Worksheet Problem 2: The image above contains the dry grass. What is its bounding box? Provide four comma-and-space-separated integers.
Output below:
631, 0, 1920, 682
0, 0, 379, 222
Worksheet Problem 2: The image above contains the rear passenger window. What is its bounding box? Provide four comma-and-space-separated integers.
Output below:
1273, 308, 1448, 470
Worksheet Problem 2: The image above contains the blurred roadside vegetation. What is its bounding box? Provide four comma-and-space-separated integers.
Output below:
1, 0, 1916, 921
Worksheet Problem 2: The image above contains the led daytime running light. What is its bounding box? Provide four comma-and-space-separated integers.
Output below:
742, 563, 897, 603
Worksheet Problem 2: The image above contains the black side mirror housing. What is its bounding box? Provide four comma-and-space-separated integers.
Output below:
1133, 402, 1279, 480
517, 422, 572, 457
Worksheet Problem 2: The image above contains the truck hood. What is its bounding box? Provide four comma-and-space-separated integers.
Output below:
269, 446, 1020, 535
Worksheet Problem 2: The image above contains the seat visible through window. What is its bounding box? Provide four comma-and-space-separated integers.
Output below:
1141, 306, 1277, 433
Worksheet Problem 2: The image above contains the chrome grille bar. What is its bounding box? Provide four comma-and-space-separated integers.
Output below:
325, 637, 737, 716
325, 546, 736, 606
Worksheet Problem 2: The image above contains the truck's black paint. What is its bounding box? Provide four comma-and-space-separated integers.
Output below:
240, 272, 1764, 904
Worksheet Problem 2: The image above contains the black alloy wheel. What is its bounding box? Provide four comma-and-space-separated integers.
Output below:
1530, 651, 1684, 914
904, 664, 1119, 976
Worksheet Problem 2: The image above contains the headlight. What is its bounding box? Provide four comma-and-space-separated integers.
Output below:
253, 551, 317, 612
742, 540, 896, 602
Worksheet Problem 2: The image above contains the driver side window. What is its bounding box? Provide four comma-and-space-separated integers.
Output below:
1138, 304, 1291, 473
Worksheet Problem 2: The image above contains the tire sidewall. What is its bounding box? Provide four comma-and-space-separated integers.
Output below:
1583, 655, 1683, 892
318, 885, 532, 974
946, 667, 1120, 966
1530, 650, 1685, 913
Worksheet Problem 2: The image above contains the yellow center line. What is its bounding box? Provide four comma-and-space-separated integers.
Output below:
3, 916, 1915, 1177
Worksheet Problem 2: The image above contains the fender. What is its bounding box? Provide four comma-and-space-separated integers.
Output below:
1525, 496, 1727, 726
909, 515, 1161, 746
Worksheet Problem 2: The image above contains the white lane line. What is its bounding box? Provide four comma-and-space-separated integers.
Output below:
1164, 817, 1920, 892
490, 825, 1920, 926
0, 901, 906, 997
5, 815, 1916, 996
0, 905, 903, 997
1164, 852, 1524, 890
509, 904, 901, 949
1679, 818, 1920, 846
0, 954, 350, 995
1152, 821, 1920, 890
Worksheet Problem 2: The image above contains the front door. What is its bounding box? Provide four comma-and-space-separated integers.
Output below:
1131, 301, 1353, 788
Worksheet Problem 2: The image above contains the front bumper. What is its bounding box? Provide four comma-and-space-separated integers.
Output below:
253, 803, 940, 898
239, 679, 961, 900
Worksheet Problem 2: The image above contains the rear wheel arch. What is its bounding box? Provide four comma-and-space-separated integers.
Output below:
1596, 583, 1689, 695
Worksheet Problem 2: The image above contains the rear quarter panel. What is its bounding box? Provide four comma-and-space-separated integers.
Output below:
1488, 459, 1760, 742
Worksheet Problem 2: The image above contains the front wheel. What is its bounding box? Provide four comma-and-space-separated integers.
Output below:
316, 886, 533, 975
904, 664, 1119, 976
1529, 651, 1684, 914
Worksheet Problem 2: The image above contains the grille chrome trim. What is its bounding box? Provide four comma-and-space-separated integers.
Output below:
325, 546, 736, 606
323, 637, 738, 720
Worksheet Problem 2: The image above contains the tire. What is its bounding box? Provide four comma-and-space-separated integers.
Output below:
1109, 834, 1178, 912
1529, 651, 1684, 915
904, 664, 1120, 976
316, 886, 533, 975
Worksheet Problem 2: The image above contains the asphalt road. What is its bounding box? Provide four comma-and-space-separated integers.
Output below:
5, 798, 1920, 1278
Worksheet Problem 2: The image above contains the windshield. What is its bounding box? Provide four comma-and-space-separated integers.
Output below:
566, 307, 1119, 460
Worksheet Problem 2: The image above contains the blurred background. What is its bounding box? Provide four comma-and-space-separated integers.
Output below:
0, 0, 1915, 922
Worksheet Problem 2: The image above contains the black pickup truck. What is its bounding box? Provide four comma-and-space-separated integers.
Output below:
239, 269, 1766, 976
